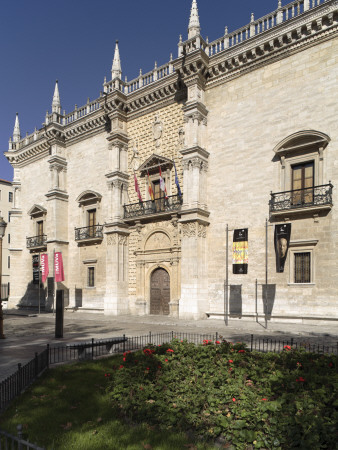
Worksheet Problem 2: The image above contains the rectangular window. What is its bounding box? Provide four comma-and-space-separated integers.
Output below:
291, 162, 314, 205
152, 180, 165, 212
8, 233, 10, 244
294, 252, 311, 283
88, 267, 95, 287
9, 192, 13, 202
87, 209, 96, 237
8, 256, 10, 269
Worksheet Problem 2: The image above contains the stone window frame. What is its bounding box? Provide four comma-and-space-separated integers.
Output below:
83, 259, 97, 289
76, 191, 102, 228
273, 130, 330, 192
27, 204, 47, 237
288, 239, 318, 286
145, 170, 171, 201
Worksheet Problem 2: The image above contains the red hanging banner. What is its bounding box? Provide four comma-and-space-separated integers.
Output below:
41, 253, 49, 283
54, 252, 65, 282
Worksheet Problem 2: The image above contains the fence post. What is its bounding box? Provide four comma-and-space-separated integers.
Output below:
34, 352, 38, 378
171, 331, 174, 341
91, 338, 94, 360
47, 344, 50, 368
17, 424, 23, 450
17, 363, 22, 393
123, 334, 126, 353
291, 338, 294, 347
149, 331, 151, 344
251, 334, 254, 352
216, 332, 218, 342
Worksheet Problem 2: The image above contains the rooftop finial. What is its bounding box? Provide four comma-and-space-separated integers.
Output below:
13, 113, 21, 143
188, 0, 201, 39
52, 80, 61, 114
111, 40, 122, 80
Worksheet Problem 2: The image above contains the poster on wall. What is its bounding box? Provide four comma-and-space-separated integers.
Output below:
274, 223, 291, 273
232, 228, 248, 274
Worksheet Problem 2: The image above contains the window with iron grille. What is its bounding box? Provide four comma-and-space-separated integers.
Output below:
88, 267, 95, 287
294, 252, 311, 283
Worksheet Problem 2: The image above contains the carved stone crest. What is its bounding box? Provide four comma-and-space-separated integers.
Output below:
152, 114, 163, 149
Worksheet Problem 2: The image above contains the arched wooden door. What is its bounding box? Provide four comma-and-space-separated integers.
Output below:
150, 268, 170, 315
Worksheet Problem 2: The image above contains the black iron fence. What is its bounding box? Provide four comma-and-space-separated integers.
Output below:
1, 332, 337, 415
26, 235, 47, 249
124, 194, 183, 219
269, 183, 333, 213
0, 425, 45, 450
74, 225, 103, 241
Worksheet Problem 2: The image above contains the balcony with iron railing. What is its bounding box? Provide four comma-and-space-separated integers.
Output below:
124, 194, 183, 221
75, 225, 103, 243
26, 234, 47, 249
269, 183, 333, 217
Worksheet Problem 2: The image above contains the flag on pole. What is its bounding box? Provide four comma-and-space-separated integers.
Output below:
173, 161, 182, 197
147, 171, 154, 201
159, 165, 168, 199
54, 252, 65, 282
134, 171, 143, 202
41, 253, 49, 283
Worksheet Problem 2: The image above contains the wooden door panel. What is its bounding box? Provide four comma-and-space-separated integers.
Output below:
150, 268, 170, 315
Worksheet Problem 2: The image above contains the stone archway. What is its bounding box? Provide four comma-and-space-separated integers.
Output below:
150, 268, 170, 315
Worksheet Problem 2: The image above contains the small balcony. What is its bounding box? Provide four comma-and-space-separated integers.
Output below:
270, 184, 333, 217
124, 194, 183, 220
75, 225, 103, 243
26, 234, 47, 249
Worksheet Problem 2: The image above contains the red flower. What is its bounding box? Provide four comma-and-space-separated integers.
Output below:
119, 365, 124, 369
215, 341, 221, 344
146, 367, 150, 371
284, 345, 291, 351
296, 377, 305, 382
139, 386, 144, 390
232, 398, 236, 402
228, 360, 233, 363
158, 365, 162, 369
329, 362, 333, 368
229, 368, 233, 371
261, 398, 268, 401
123, 357, 126, 362
238, 350, 245, 353
166, 349, 174, 353
165, 358, 168, 362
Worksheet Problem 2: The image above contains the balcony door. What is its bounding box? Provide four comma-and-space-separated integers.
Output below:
291, 162, 314, 206
150, 268, 170, 315
152, 180, 165, 212
87, 209, 96, 237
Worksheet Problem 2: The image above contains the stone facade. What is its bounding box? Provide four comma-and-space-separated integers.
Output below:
4, 0, 338, 323
0, 179, 13, 306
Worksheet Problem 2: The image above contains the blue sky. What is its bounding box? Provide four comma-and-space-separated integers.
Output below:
0, 0, 278, 181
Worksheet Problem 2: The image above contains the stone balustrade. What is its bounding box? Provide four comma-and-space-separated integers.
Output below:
8, 0, 331, 151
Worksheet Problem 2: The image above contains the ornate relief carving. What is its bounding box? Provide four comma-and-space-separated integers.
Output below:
152, 114, 163, 149
119, 235, 128, 246
145, 231, 171, 250
198, 224, 207, 238
182, 222, 196, 237
107, 234, 117, 245
130, 140, 140, 170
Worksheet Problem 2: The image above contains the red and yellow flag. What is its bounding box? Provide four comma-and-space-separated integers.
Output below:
147, 171, 154, 201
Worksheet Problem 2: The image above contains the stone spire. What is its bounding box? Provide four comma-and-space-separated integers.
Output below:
111, 40, 122, 80
188, 0, 201, 39
13, 113, 21, 143
52, 80, 61, 114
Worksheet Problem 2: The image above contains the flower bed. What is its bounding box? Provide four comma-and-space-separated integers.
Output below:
108, 339, 337, 449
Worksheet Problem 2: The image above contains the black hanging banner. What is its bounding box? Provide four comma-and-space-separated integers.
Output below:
32, 255, 39, 284
232, 228, 248, 274
274, 223, 291, 273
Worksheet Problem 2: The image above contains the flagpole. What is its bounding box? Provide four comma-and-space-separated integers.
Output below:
53, 249, 55, 316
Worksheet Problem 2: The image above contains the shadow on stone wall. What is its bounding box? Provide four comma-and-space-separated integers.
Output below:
16, 280, 69, 311
262, 284, 276, 319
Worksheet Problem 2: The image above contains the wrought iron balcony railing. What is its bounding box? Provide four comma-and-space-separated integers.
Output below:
124, 194, 183, 219
270, 184, 333, 213
75, 225, 103, 241
26, 234, 47, 249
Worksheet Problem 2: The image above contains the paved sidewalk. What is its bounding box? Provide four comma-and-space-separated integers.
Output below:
1, 309, 337, 382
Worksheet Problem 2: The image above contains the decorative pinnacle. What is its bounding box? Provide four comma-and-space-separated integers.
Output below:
13, 112, 21, 143
188, 0, 201, 39
111, 40, 122, 80
251, 13, 255, 23
52, 80, 61, 114
224, 26, 228, 35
